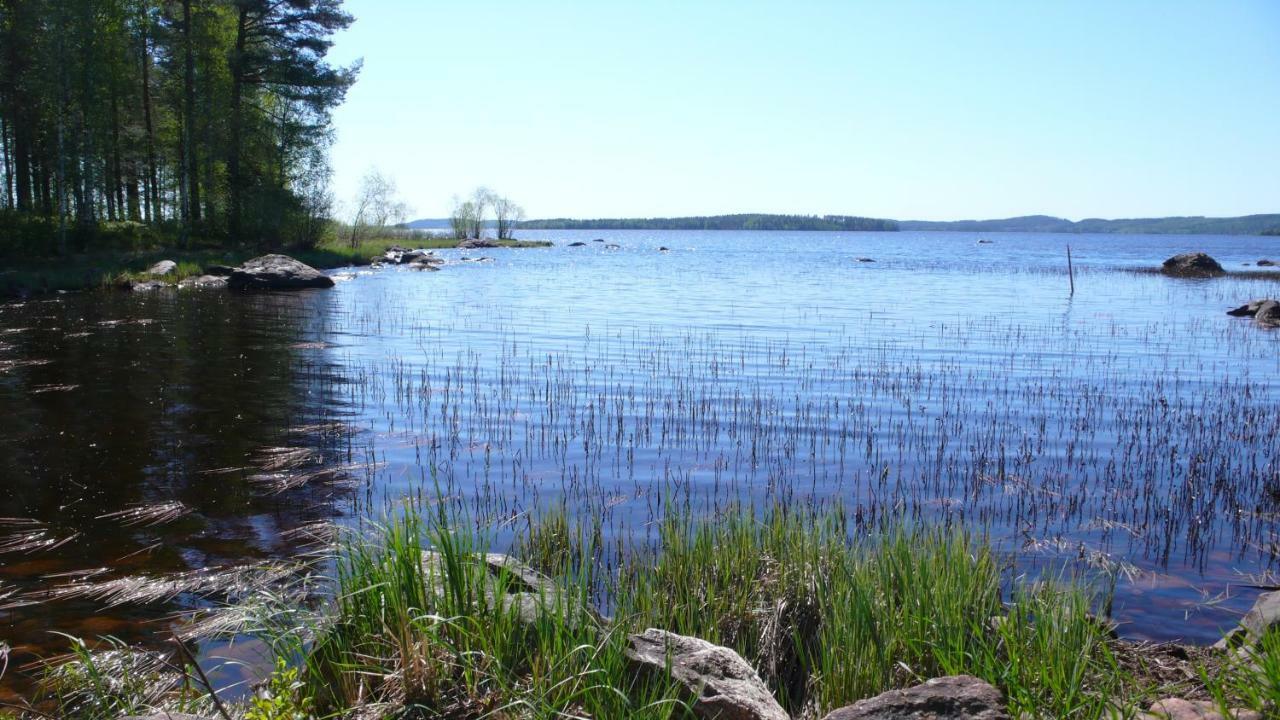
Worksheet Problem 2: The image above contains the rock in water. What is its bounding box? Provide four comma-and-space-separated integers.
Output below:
203, 264, 236, 277
1138, 698, 1261, 720
1160, 253, 1225, 278
625, 629, 788, 720
1215, 589, 1280, 650
1255, 301, 1280, 328
1227, 299, 1270, 317
147, 260, 177, 276
457, 239, 498, 249
820, 676, 1009, 720
178, 275, 228, 290
568, 241, 587, 247
1257, 259, 1276, 267
227, 255, 335, 290
127, 280, 170, 292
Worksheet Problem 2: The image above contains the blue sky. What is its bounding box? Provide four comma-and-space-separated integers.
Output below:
326, 1, 1280, 221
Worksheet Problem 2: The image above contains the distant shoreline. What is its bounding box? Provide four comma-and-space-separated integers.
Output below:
406, 213, 1280, 236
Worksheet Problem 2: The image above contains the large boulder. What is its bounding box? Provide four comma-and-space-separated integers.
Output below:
1254, 301, 1280, 328
625, 628, 788, 720
1138, 698, 1260, 720
147, 260, 177, 276
203, 264, 236, 277
1215, 590, 1280, 651
820, 676, 1009, 720
226, 255, 334, 290
1161, 253, 1225, 278
458, 238, 498, 249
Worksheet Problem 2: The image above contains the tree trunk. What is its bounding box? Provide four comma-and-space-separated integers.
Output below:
227, 7, 247, 242
141, 23, 160, 223
182, 0, 200, 225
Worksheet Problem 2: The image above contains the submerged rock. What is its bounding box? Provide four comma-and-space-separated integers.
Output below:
605, 244, 621, 250
568, 241, 587, 247
592, 238, 606, 243
227, 255, 334, 290
147, 260, 177, 276
177, 275, 228, 290
1216, 590, 1280, 650
820, 675, 1009, 720
1138, 698, 1260, 720
1161, 253, 1225, 278
625, 628, 788, 720
126, 280, 171, 292
856, 257, 875, 263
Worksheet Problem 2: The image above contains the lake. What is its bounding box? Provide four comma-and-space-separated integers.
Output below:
1, 229, 1278, 696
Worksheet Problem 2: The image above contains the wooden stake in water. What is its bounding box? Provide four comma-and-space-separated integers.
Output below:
1067, 245, 1075, 295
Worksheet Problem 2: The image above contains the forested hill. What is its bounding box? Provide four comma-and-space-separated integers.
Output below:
898, 214, 1280, 235
518, 214, 901, 232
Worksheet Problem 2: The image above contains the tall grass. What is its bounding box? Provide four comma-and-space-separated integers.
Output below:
293, 504, 1139, 719
22, 504, 1278, 719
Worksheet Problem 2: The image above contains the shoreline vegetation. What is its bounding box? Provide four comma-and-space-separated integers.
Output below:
0, 231, 551, 297
504, 212, 1280, 235
10, 502, 1277, 719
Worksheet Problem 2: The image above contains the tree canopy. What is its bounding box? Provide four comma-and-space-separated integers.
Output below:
0, 0, 358, 255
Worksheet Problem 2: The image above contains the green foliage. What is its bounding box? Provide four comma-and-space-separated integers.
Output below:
246, 658, 314, 720
0, 0, 356, 255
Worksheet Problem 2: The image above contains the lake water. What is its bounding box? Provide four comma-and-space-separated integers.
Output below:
1, 229, 1278, 695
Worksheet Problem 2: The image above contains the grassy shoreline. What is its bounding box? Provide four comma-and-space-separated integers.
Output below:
0, 237, 553, 298
12, 505, 1277, 719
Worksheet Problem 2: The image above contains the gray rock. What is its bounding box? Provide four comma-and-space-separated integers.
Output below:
977, 239, 994, 244
659, 246, 671, 252
568, 241, 587, 247
127, 280, 171, 292
820, 676, 1008, 720
147, 260, 177, 276
1257, 259, 1276, 267
1255, 301, 1280, 328
1215, 589, 1280, 651
625, 628, 788, 720
1161, 253, 1225, 278
605, 244, 621, 250
203, 264, 236, 277
226, 255, 335, 290
421, 552, 603, 630
1227, 299, 1271, 317
592, 238, 606, 242
1138, 698, 1261, 720
177, 275, 228, 290
856, 257, 875, 263
458, 238, 498, 249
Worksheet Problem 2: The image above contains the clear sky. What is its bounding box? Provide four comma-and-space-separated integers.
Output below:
325, 1, 1280, 222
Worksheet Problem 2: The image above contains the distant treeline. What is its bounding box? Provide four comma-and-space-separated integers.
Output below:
899, 214, 1280, 236
519, 214, 901, 232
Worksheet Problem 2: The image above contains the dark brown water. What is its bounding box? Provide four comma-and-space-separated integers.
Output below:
2, 230, 1279, 699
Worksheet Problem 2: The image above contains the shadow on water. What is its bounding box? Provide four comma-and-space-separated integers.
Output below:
0, 289, 362, 700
